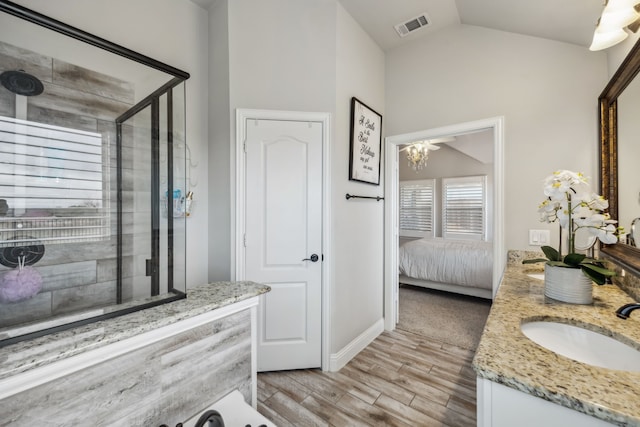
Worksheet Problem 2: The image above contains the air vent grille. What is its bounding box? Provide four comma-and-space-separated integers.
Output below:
394, 13, 430, 38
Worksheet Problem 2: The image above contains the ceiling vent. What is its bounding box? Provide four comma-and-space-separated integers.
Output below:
394, 13, 431, 38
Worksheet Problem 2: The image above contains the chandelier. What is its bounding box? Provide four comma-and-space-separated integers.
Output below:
404, 140, 441, 172
406, 143, 429, 171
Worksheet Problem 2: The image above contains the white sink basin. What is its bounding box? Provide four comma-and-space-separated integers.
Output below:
521, 321, 640, 372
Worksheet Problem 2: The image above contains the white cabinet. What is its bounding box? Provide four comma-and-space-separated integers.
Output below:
477, 378, 615, 427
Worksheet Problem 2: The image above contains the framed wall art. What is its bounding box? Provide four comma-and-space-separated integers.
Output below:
349, 97, 382, 185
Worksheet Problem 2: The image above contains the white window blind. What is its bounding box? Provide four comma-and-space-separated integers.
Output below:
442, 175, 486, 240
399, 179, 435, 238
0, 116, 110, 247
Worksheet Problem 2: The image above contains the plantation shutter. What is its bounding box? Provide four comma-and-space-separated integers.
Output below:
399, 179, 435, 238
442, 176, 486, 240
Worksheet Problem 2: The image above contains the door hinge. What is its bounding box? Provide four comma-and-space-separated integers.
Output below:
243, 234, 247, 247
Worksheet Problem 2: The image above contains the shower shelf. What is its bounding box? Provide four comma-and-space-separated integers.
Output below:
0, 216, 110, 247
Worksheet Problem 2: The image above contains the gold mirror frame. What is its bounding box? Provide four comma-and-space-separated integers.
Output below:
599, 37, 640, 275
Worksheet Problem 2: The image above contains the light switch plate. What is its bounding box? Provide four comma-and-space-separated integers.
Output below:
529, 229, 550, 246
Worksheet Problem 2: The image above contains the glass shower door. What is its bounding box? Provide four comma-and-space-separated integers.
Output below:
117, 83, 186, 303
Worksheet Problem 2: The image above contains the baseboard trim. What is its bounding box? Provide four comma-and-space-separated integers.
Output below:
328, 318, 384, 372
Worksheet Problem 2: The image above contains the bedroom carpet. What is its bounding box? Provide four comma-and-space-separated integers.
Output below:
397, 285, 492, 350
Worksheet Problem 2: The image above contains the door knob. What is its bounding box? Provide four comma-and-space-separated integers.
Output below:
302, 254, 319, 262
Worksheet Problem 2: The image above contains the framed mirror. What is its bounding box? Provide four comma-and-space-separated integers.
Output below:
599, 37, 640, 275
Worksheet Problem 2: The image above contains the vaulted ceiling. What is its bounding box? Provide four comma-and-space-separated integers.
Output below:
338, 0, 604, 51
191, 1, 604, 52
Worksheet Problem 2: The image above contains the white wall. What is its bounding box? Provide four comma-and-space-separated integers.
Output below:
386, 25, 609, 253
334, 3, 385, 354
207, 0, 232, 281
225, 0, 337, 291
608, 31, 640, 76
11, 0, 210, 289
227, 0, 337, 113
219, 0, 385, 356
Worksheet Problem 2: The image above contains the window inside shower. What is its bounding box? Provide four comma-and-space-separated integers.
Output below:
0, 3, 189, 346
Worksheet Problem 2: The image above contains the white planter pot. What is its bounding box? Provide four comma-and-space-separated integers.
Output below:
544, 264, 593, 304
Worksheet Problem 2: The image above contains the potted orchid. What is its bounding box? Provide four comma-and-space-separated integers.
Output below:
523, 170, 617, 303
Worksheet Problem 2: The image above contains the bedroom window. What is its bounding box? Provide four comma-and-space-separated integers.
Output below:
399, 179, 435, 238
442, 175, 486, 240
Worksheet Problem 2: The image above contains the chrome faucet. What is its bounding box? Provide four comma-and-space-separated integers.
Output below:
615, 303, 640, 320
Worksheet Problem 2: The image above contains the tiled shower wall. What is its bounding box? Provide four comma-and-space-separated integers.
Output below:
0, 40, 139, 328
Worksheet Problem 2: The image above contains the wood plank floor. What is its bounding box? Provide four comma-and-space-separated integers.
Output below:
257, 329, 477, 426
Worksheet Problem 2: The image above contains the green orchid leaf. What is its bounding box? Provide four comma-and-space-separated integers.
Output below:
581, 267, 607, 285
581, 263, 616, 276
581, 258, 610, 270
541, 246, 560, 261
547, 261, 570, 267
564, 253, 586, 267
522, 258, 548, 264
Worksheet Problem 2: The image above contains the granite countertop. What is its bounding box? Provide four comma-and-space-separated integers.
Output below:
0, 281, 270, 381
473, 258, 640, 426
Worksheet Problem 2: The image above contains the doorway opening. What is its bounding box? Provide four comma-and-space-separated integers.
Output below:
383, 117, 505, 331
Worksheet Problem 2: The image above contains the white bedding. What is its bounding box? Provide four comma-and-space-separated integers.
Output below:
399, 237, 493, 290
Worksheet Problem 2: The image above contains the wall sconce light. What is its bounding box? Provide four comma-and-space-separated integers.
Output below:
590, 0, 640, 51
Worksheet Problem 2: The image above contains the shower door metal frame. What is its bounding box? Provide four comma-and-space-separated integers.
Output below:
116, 78, 184, 302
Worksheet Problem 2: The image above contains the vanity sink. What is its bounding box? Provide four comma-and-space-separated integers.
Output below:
521, 321, 640, 372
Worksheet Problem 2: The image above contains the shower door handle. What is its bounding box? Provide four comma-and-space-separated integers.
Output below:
145, 258, 157, 276
302, 254, 319, 262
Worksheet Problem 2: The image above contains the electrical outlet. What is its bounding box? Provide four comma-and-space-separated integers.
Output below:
529, 229, 551, 246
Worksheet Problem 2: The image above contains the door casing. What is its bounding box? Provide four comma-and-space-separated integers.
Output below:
234, 109, 332, 371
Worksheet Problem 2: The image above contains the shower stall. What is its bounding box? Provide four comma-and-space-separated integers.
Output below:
0, 1, 190, 346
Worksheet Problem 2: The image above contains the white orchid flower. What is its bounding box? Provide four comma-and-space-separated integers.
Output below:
543, 179, 572, 199
543, 170, 591, 200
588, 194, 609, 210
528, 170, 617, 282
537, 170, 617, 253
557, 209, 571, 229
592, 223, 618, 244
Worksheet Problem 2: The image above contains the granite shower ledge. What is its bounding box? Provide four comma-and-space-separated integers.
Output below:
0, 281, 270, 381
473, 262, 640, 426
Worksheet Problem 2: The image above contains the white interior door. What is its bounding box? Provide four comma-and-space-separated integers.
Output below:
244, 118, 322, 372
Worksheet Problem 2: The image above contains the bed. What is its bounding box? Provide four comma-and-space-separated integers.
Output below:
398, 237, 493, 299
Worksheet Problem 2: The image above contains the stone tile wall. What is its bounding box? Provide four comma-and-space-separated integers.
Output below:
0, 40, 160, 330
